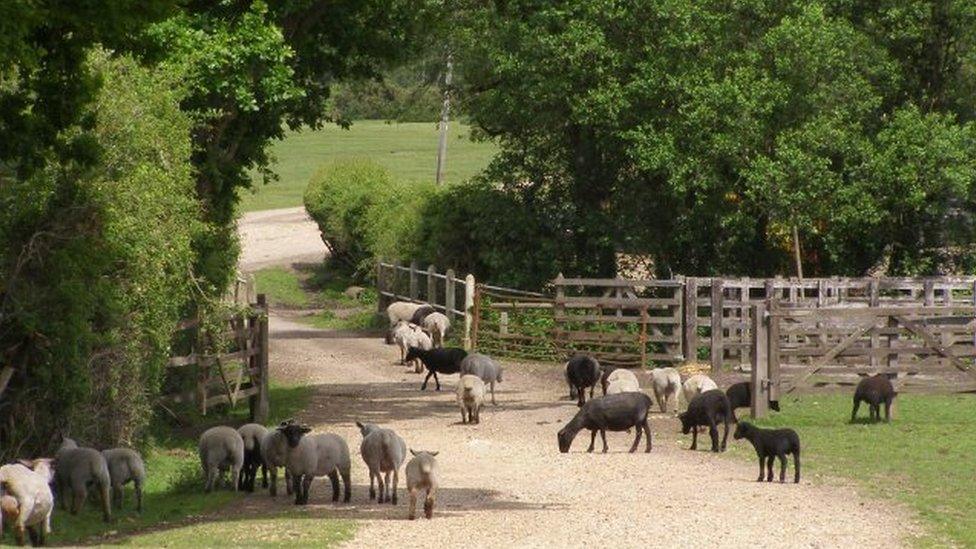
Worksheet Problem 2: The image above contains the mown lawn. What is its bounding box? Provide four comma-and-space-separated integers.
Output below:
726, 393, 976, 547
39, 384, 324, 547
239, 120, 497, 212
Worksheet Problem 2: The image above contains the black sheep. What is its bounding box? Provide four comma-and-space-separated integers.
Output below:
734, 422, 801, 483
678, 389, 732, 452
405, 346, 467, 391
725, 381, 781, 423
851, 374, 897, 423
565, 354, 602, 407
409, 305, 437, 326
557, 392, 653, 454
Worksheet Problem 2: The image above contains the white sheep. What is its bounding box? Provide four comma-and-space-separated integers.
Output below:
198, 426, 244, 493
651, 367, 683, 414
0, 459, 55, 546
421, 312, 450, 347
260, 422, 293, 497
279, 423, 351, 505
393, 321, 432, 372
386, 302, 425, 344
405, 450, 439, 520
456, 375, 486, 424
101, 448, 146, 511
459, 353, 503, 405
682, 374, 718, 411
604, 369, 640, 394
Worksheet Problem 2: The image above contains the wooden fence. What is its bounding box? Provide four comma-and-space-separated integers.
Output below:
162, 294, 269, 422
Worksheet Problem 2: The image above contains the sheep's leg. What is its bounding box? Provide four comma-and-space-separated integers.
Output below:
708, 421, 720, 453
690, 427, 698, 450
587, 430, 596, 453
205, 466, 217, 493
765, 456, 775, 482
328, 470, 340, 502
99, 482, 112, 522
643, 418, 652, 452
850, 397, 860, 423
460, 403, 468, 424
70, 482, 87, 515
421, 371, 433, 391
490, 381, 497, 405
653, 387, 664, 414
629, 424, 642, 453
424, 487, 435, 519
391, 468, 399, 505
778, 453, 788, 483
793, 450, 801, 483
433, 372, 441, 391
884, 400, 892, 422
600, 429, 608, 453
341, 465, 351, 503
301, 475, 313, 505
28, 525, 41, 547
14, 525, 25, 546
231, 464, 242, 492
368, 471, 376, 501
112, 482, 123, 510
292, 474, 303, 505
576, 386, 585, 407
285, 470, 293, 495
756, 454, 765, 482
377, 472, 387, 504
383, 471, 392, 503
721, 418, 729, 451
134, 477, 143, 513
408, 488, 418, 520
57, 479, 68, 510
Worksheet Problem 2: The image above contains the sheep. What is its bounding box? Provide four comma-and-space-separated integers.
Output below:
54, 437, 111, 522
734, 422, 801, 483
564, 354, 602, 407
198, 426, 244, 493
393, 322, 433, 372
405, 346, 467, 391
852, 374, 897, 423
409, 304, 437, 326
681, 374, 718, 409
604, 368, 639, 395
726, 381, 781, 422
456, 375, 486, 424
557, 392, 653, 454
678, 389, 732, 452
277, 423, 351, 505
100, 448, 146, 512
421, 312, 450, 348
0, 459, 55, 546
405, 450, 439, 520
651, 367, 682, 414
260, 421, 294, 497
237, 423, 269, 492
459, 353, 503, 405
356, 422, 407, 505
386, 301, 425, 343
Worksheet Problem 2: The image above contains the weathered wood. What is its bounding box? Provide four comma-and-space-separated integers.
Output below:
553, 277, 684, 288
463, 274, 476, 351
683, 277, 699, 362
445, 269, 456, 319
711, 279, 724, 372
427, 264, 437, 304
409, 260, 419, 300
751, 303, 769, 419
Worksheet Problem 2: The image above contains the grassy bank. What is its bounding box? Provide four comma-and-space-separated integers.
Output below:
239, 120, 496, 212
727, 393, 976, 546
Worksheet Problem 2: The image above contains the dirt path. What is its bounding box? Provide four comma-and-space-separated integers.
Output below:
238, 207, 327, 271
236, 209, 915, 548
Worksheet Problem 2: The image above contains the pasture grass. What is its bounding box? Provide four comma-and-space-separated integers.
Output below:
725, 393, 976, 547
254, 266, 310, 308
36, 383, 314, 546
238, 120, 497, 212
117, 513, 355, 547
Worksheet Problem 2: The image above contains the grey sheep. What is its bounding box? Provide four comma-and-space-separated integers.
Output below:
405, 450, 439, 520
260, 421, 294, 497
651, 367, 682, 414
101, 448, 146, 512
456, 374, 486, 424
356, 422, 407, 505
278, 423, 351, 505
237, 423, 269, 492
55, 437, 111, 522
0, 458, 55, 546
198, 426, 244, 493
459, 353, 503, 405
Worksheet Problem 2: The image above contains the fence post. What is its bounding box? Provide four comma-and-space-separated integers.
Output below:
427, 264, 437, 305
253, 293, 270, 423
554, 274, 566, 357
683, 278, 698, 362
750, 302, 769, 419
445, 269, 456, 319
376, 262, 385, 315
923, 279, 935, 306
869, 279, 880, 369
463, 274, 476, 351
767, 298, 780, 405
409, 260, 419, 300
710, 279, 724, 372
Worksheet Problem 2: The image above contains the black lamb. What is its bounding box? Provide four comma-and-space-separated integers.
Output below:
557, 392, 653, 454
565, 354, 602, 407
734, 422, 801, 483
678, 389, 732, 452
409, 305, 437, 326
405, 346, 468, 391
851, 374, 897, 423
726, 381, 781, 423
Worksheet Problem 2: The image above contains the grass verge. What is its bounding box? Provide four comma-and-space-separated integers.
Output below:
118, 513, 355, 547
726, 393, 976, 546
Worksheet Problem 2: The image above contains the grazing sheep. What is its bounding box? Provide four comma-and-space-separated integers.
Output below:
54, 437, 111, 522
681, 374, 718, 410
356, 422, 407, 504
0, 459, 55, 546
459, 353, 503, 405
409, 304, 437, 326
277, 423, 351, 505
198, 426, 244, 493
386, 301, 425, 343
557, 392, 653, 454
393, 322, 433, 372
421, 312, 450, 348
405, 450, 439, 520
456, 375, 486, 424
237, 423, 269, 492
261, 421, 294, 497
651, 367, 682, 414
405, 346, 467, 391
726, 381, 781, 422
101, 448, 146, 512
734, 422, 801, 483
852, 374, 897, 423
604, 369, 640, 395
678, 389, 732, 452
565, 354, 602, 407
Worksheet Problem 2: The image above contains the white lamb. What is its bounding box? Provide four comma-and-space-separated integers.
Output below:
392, 321, 432, 372
605, 369, 640, 394
651, 367, 683, 414
421, 312, 450, 347
682, 374, 718, 410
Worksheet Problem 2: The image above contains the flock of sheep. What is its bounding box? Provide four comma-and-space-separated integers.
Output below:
0, 299, 903, 546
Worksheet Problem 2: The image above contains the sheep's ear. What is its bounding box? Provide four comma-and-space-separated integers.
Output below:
429, 451, 439, 457
16, 459, 32, 468
300, 425, 312, 433
355, 421, 364, 430
410, 449, 417, 456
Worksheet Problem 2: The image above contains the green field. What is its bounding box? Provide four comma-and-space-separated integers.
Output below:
726, 393, 976, 547
239, 120, 497, 212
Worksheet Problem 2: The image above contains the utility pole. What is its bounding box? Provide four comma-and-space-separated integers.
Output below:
435, 53, 453, 186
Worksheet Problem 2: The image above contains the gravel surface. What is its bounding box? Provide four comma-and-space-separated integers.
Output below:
238, 207, 327, 271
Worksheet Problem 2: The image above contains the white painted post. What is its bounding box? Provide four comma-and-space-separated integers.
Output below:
463, 274, 475, 350
409, 260, 419, 300
445, 268, 456, 318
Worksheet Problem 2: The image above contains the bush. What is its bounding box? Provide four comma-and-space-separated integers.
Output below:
0, 51, 200, 457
